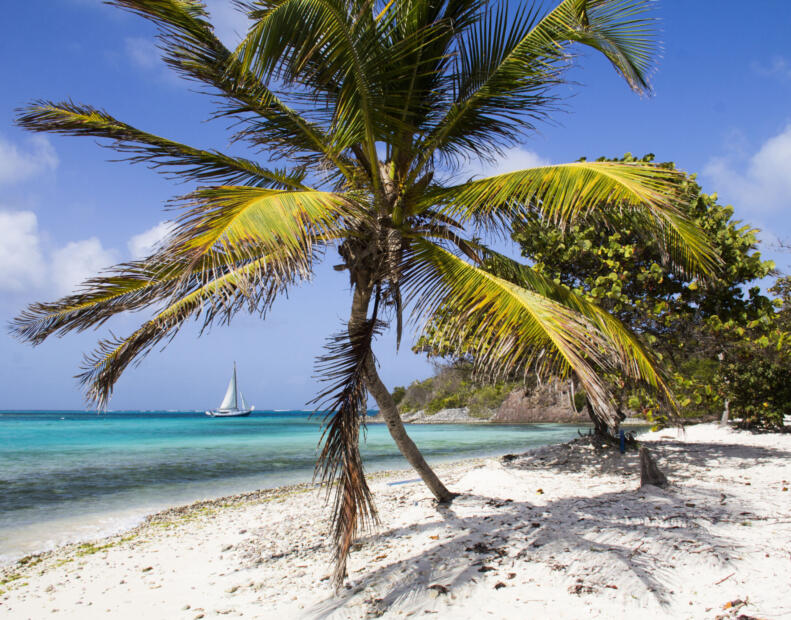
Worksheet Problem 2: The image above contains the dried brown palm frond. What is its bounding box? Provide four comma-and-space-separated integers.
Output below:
310, 299, 384, 588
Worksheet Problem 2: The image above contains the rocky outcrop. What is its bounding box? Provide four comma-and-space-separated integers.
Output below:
368, 407, 493, 424
491, 381, 589, 424
368, 377, 595, 425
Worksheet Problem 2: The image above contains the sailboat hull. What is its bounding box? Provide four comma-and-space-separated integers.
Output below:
205, 409, 253, 418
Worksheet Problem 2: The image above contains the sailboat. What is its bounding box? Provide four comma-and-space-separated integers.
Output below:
205, 362, 254, 417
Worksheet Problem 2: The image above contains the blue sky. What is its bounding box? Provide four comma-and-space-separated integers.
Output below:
1, 0, 789, 410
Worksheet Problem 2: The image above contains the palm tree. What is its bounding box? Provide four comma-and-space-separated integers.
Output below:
12, 0, 715, 584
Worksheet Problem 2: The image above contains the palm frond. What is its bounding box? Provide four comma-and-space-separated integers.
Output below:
109, 0, 352, 175
234, 0, 385, 186
418, 0, 659, 169
310, 313, 382, 588
481, 247, 672, 402
16, 101, 305, 189
10, 237, 317, 346
78, 250, 309, 407
402, 238, 621, 424
164, 186, 353, 270
424, 161, 719, 277
11, 259, 186, 345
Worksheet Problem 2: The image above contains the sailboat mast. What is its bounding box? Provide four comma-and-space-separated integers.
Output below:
233, 361, 238, 407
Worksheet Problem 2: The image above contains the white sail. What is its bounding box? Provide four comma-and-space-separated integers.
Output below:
239, 392, 248, 411
219, 365, 238, 410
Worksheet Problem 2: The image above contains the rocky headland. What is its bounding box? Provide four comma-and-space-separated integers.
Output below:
370, 378, 593, 424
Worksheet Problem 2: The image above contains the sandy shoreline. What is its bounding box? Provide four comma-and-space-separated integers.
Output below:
2, 423, 790, 619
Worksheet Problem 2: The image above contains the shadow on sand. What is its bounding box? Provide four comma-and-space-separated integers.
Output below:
310, 437, 790, 618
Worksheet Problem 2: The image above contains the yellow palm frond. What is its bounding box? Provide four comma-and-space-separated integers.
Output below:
424, 161, 719, 277
403, 238, 669, 425
166, 186, 353, 267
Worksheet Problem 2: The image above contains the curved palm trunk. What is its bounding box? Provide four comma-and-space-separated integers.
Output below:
350, 282, 455, 503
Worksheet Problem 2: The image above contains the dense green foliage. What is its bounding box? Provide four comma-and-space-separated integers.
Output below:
721, 277, 791, 429
393, 365, 517, 417
510, 154, 784, 427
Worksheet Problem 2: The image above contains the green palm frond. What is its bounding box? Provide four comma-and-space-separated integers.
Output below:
11, 260, 186, 345
78, 251, 308, 407
16, 101, 306, 189
109, 0, 353, 175
403, 238, 621, 420
11, 241, 317, 347
234, 0, 387, 186
424, 161, 719, 276
418, 0, 658, 168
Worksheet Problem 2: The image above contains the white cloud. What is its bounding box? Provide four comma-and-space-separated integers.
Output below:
0, 211, 47, 291
51, 238, 119, 296
463, 147, 551, 179
704, 125, 791, 213
0, 212, 177, 297
0, 135, 59, 186
204, 0, 250, 48
128, 221, 175, 259
752, 56, 791, 81
124, 37, 160, 70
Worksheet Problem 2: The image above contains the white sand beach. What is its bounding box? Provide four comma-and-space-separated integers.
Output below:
1, 423, 789, 619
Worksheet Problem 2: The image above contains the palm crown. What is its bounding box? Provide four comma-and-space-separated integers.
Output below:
12, 0, 716, 585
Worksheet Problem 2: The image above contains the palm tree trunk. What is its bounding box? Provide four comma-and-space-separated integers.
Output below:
349, 282, 455, 503
363, 358, 455, 502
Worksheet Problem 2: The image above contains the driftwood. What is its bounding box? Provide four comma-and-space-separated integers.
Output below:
639, 446, 668, 488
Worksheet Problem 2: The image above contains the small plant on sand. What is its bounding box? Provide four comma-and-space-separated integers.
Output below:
11, 0, 714, 583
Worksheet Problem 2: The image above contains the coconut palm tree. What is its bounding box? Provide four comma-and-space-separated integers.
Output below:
12, 0, 715, 584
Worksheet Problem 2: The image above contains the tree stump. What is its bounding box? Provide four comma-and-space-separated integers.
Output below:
639, 446, 668, 488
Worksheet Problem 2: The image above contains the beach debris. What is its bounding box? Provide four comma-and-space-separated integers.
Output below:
639, 446, 668, 488
225, 585, 239, 594
568, 580, 595, 595
141, 566, 152, 573
485, 498, 513, 507
477, 565, 495, 573
467, 542, 490, 554
715, 572, 735, 585
494, 582, 506, 590
722, 598, 747, 611
428, 584, 448, 596
536, 488, 544, 495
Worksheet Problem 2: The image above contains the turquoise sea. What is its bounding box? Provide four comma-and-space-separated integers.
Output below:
0, 411, 589, 562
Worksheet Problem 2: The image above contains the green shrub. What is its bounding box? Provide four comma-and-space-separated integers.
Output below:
391, 386, 406, 405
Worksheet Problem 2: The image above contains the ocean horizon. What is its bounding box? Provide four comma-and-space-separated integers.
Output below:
0, 410, 592, 563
